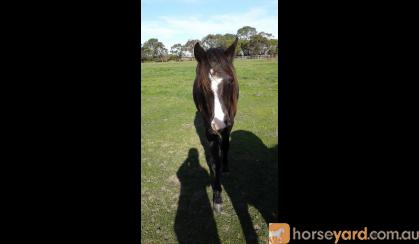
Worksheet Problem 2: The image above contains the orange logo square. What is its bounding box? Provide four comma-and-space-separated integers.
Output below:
269, 223, 290, 244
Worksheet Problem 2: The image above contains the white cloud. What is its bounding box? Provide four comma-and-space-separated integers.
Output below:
141, 7, 278, 49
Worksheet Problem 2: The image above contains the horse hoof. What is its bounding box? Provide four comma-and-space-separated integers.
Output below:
213, 203, 222, 213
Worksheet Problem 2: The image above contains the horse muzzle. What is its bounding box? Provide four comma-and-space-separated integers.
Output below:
211, 117, 232, 132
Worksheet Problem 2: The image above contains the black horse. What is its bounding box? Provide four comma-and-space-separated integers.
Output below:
192, 37, 239, 212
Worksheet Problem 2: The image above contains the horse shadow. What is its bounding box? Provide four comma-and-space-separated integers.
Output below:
192, 111, 278, 243
174, 148, 221, 244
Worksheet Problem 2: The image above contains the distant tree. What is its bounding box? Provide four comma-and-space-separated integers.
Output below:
143, 38, 158, 56
237, 26, 257, 40
248, 34, 270, 55
223, 34, 236, 47
236, 26, 259, 56
140, 43, 144, 62
239, 40, 251, 56
141, 46, 145, 62
236, 39, 245, 56
182, 39, 200, 57
143, 27, 277, 61
259, 31, 274, 39
143, 38, 168, 62
141, 42, 153, 62
268, 39, 279, 56
222, 34, 241, 56
200, 33, 239, 53
167, 55, 178, 61
201, 34, 224, 49
170, 43, 183, 61
156, 46, 168, 62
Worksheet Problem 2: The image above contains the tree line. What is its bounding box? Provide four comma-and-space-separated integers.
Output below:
141, 26, 279, 62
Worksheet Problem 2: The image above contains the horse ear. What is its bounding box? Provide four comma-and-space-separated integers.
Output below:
224, 37, 238, 62
194, 42, 206, 62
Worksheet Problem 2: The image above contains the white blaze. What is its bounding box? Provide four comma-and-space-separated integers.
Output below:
209, 69, 226, 131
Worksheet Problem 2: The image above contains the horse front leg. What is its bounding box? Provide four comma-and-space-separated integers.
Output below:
221, 128, 231, 174
207, 133, 222, 212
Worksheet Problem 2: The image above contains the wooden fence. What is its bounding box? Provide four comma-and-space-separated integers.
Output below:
142, 55, 278, 63
235, 55, 277, 60
179, 55, 277, 61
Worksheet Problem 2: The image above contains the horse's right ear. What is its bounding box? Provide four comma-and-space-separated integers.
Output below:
194, 42, 206, 62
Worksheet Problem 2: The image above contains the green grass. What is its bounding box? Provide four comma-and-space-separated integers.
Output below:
141, 59, 278, 243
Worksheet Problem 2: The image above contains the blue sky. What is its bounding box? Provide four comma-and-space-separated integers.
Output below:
141, 0, 278, 49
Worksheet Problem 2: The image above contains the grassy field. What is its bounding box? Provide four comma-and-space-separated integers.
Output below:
141, 58, 278, 243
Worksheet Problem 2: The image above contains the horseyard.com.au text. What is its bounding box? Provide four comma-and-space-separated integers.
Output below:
268, 224, 419, 243
293, 227, 419, 242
